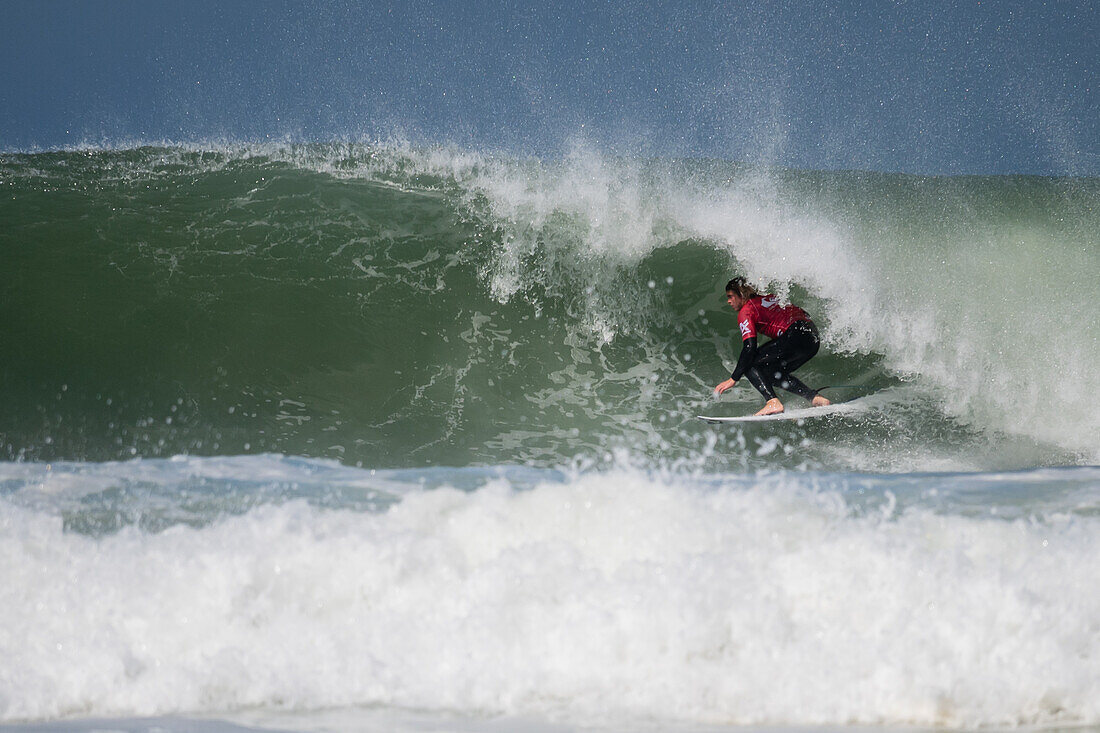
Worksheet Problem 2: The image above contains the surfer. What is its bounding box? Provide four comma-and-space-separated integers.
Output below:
713, 277, 831, 416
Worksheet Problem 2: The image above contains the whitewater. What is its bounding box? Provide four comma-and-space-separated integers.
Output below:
1, 142, 1098, 732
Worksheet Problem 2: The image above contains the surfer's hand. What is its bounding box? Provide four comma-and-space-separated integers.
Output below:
714, 378, 736, 396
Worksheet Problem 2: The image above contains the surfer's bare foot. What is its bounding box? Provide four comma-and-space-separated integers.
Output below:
812, 395, 831, 407
755, 398, 784, 416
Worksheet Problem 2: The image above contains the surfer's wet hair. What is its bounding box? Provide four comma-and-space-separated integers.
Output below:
725, 277, 761, 299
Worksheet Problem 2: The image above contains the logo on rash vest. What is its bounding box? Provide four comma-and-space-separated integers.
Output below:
761, 295, 779, 309
739, 320, 752, 337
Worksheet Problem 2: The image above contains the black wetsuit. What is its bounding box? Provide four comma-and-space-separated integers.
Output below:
731, 320, 821, 401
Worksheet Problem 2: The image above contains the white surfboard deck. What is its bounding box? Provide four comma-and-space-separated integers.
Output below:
697, 398, 867, 423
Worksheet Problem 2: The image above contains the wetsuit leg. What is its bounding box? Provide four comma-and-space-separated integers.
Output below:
743, 322, 821, 401
744, 366, 779, 400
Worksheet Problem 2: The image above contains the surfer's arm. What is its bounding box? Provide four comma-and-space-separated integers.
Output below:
714, 336, 758, 395
730, 336, 758, 381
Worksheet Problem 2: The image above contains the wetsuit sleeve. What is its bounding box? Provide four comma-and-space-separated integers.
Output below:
731, 336, 758, 381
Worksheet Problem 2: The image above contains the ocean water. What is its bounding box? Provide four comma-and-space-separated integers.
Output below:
1, 143, 1098, 732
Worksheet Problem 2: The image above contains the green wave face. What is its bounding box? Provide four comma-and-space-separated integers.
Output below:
2, 144, 1097, 470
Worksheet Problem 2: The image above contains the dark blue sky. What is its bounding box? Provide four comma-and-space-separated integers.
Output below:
1, 0, 1096, 174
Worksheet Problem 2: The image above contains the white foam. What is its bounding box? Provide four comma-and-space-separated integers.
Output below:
2, 467, 1098, 727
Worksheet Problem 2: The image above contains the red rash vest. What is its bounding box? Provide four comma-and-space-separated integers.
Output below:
737, 295, 810, 340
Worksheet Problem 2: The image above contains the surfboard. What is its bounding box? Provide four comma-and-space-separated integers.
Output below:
697, 399, 866, 423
